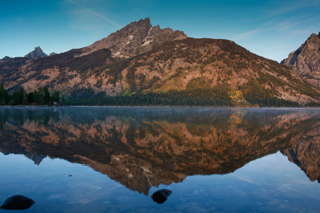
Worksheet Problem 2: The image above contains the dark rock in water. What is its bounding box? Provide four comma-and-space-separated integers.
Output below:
1, 195, 35, 210
151, 189, 172, 204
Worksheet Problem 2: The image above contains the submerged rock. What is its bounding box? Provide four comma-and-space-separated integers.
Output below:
1, 195, 35, 210
151, 189, 172, 204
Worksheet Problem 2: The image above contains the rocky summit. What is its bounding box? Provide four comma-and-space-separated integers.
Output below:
81, 17, 187, 58
24, 46, 48, 59
1, 18, 320, 106
281, 32, 320, 87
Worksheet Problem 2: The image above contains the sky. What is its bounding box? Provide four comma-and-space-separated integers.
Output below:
0, 0, 319, 62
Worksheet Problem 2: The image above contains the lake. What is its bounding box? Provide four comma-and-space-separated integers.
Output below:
0, 106, 320, 212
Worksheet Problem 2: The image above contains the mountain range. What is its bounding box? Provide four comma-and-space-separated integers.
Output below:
1, 18, 320, 106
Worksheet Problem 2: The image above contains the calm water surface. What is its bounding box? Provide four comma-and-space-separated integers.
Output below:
0, 106, 320, 212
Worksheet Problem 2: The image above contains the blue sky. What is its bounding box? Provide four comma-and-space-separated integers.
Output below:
1, 0, 319, 62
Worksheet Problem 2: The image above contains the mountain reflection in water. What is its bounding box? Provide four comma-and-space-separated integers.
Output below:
0, 107, 320, 196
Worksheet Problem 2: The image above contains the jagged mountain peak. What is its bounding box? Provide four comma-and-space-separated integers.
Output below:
281, 32, 320, 87
25, 46, 48, 59
129, 17, 151, 27
306, 32, 320, 44
81, 17, 187, 58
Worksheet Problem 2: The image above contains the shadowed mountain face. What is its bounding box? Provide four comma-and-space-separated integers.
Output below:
1, 107, 320, 195
281, 33, 320, 87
